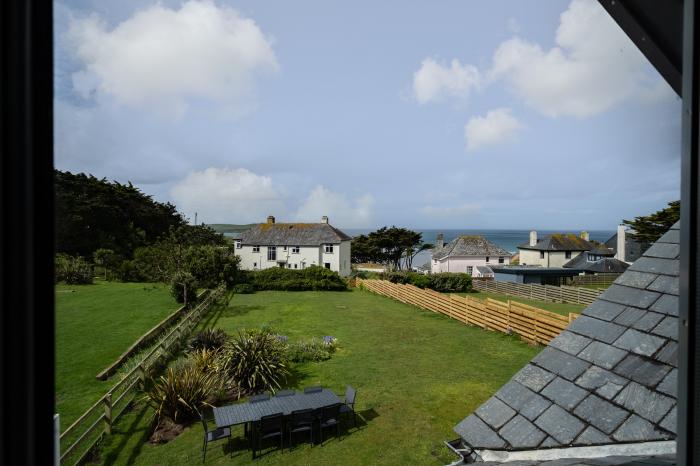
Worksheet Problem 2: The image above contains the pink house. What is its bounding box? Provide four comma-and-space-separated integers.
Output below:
431, 234, 512, 275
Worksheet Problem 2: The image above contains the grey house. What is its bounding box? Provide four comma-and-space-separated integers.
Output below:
451, 223, 679, 464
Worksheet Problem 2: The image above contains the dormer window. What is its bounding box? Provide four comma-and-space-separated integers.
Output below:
325, 244, 334, 253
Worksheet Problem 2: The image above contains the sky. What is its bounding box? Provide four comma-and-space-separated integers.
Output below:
54, 0, 681, 230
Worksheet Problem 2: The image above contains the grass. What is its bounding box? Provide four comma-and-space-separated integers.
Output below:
55, 280, 179, 427
464, 290, 585, 316
97, 289, 540, 465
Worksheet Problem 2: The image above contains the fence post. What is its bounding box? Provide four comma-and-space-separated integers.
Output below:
54, 414, 60, 466
103, 392, 113, 435
507, 300, 511, 329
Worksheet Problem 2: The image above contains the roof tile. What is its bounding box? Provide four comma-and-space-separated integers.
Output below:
495, 382, 552, 421
532, 347, 590, 381
548, 331, 592, 356
598, 285, 661, 309
581, 301, 626, 322
534, 405, 585, 444
647, 275, 679, 296
540, 377, 588, 410
613, 271, 658, 289
657, 369, 677, 398
613, 328, 667, 357
643, 243, 680, 259
631, 311, 666, 332
513, 364, 557, 392
577, 342, 627, 370
454, 414, 506, 449
575, 426, 611, 445
613, 354, 672, 388
628, 257, 679, 277
660, 407, 677, 434
476, 397, 517, 430
575, 366, 627, 400
573, 394, 628, 435
656, 341, 678, 366
649, 294, 679, 316
651, 316, 678, 339
499, 415, 547, 449
614, 382, 674, 423
567, 316, 626, 344
657, 228, 680, 244
612, 415, 668, 442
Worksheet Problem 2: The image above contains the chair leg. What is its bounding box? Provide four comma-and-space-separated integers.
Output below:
202, 440, 207, 463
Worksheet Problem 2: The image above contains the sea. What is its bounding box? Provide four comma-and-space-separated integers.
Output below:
342, 228, 616, 269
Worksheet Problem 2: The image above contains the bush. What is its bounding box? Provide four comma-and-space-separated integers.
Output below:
429, 272, 472, 293
251, 266, 347, 291
170, 271, 198, 304
220, 329, 289, 395
409, 273, 431, 289
55, 253, 93, 284
286, 336, 338, 363
117, 259, 145, 282
189, 328, 229, 351
232, 283, 255, 294
146, 365, 224, 426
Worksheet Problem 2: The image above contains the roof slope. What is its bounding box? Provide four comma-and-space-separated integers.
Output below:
241, 222, 351, 246
519, 234, 596, 252
455, 222, 679, 451
563, 253, 630, 273
433, 235, 511, 260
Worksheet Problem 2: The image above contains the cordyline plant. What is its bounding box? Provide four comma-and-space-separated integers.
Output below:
220, 329, 289, 397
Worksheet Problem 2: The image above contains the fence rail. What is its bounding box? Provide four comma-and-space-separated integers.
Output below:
58, 285, 227, 466
356, 279, 577, 345
472, 280, 603, 306
566, 273, 620, 287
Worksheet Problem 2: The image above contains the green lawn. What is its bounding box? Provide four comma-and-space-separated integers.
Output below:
56, 281, 178, 427
464, 291, 585, 316
98, 289, 540, 465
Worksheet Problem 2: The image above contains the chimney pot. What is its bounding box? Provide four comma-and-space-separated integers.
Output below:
267, 215, 275, 224
321, 216, 329, 224
580, 231, 589, 241
616, 224, 626, 261
436, 233, 444, 249
529, 230, 537, 247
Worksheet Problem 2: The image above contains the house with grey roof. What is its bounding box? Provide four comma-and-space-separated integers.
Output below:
606, 224, 651, 264
234, 215, 352, 276
431, 234, 512, 275
519, 231, 598, 267
449, 222, 679, 464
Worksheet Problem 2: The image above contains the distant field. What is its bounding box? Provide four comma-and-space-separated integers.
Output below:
55, 281, 177, 426
464, 290, 585, 316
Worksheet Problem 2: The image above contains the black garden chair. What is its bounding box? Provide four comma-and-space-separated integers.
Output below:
339, 385, 358, 427
252, 412, 285, 459
287, 408, 315, 449
195, 406, 231, 463
318, 403, 342, 443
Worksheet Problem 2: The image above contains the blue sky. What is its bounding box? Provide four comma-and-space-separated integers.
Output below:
54, 0, 681, 230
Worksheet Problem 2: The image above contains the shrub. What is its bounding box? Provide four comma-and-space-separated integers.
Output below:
251, 266, 347, 291
189, 328, 229, 351
429, 272, 472, 293
170, 271, 198, 304
286, 336, 338, 363
220, 329, 289, 395
55, 253, 93, 284
117, 259, 145, 282
408, 273, 431, 289
146, 365, 224, 426
232, 283, 255, 294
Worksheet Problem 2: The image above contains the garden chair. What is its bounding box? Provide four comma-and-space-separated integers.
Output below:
275, 389, 295, 397
339, 385, 358, 427
195, 406, 231, 463
318, 403, 342, 442
250, 392, 271, 402
252, 412, 285, 459
303, 385, 323, 393
287, 408, 315, 449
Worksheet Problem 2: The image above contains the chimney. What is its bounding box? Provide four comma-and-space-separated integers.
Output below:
436, 233, 444, 249
321, 215, 329, 224
616, 224, 626, 262
529, 230, 537, 247
580, 231, 589, 241
267, 215, 275, 224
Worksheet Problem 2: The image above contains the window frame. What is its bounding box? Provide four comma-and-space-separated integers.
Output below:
325, 244, 334, 254
267, 246, 277, 261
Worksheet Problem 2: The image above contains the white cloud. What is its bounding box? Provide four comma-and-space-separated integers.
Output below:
293, 185, 374, 228
412, 58, 481, 104
419, 203, 481, 218
489, 0, 659, 117
170, 168, 284, 224
66, 0, 278, 116
465, 108, 522, 152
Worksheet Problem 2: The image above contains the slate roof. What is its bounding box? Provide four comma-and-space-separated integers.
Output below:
479, 454, 676, 465
519, 234, 597, 252
563, 253, 630, 273
476, 266, 494, 275
455, 222, 679, 453
433, 235, 511, 260
241, 222, 351, 246
606, 232, 650, 264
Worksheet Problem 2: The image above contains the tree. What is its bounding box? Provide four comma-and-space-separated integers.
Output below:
623, 200, 680, 243
92, 248, 118, 280
351, 227, 430, 270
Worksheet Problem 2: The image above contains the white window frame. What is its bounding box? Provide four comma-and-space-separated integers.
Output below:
292, 246, 300, 254
466, 266, 473, 275
498, 257, 504, 264
268, 246, 276, 261
485, 256, 490, 263
235, 240, 242, 249
325, 244, 334, 254
253, 245, 260, 253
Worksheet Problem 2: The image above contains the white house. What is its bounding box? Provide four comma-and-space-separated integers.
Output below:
518, 231, 596, 267
233, 215, 352, 277
431, 234, 511, 274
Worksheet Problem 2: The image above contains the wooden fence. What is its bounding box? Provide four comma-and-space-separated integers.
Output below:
472, 280, 603, 306
58, 285, 227, 466
356, 279, 577, 345
566, 273, 620, 287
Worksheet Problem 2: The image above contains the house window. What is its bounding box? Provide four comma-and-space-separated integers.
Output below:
498, 257, 504, 264
324, 262, 331, 269
253, 246, 260, 253
325, 244, 334, 253
540, 251, 545, 259
485, 256, 490, 263
253, 262, 257, 268
235, 240, 241, 249
466, 266, 473, 275
268, 246, 276, 261
565, 251, 572, 259
292, 246, 300, 254
283, 246, 287, 251
294, 264, 298, 269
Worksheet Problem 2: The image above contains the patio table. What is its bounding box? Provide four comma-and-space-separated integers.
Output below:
213, 389, 342, 428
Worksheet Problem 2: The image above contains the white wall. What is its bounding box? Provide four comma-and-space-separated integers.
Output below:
235, 242, 351, 276
518, 249, 582, 267
431, 255, 511, 274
